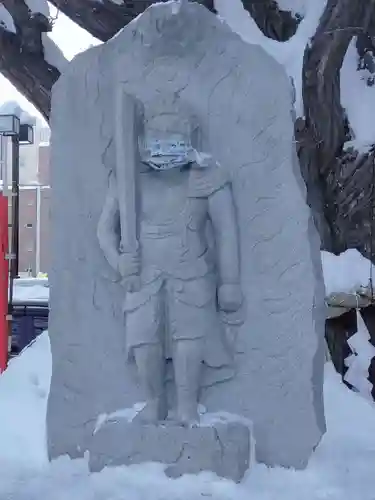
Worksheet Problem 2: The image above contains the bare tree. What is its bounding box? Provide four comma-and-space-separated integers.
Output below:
0, 0, 374, 258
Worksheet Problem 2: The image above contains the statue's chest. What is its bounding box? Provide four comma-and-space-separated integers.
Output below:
139, 170, 205, 227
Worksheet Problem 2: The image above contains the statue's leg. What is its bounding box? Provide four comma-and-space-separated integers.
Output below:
173, 337, 204, 426
169, 275, 217, 425
133, 342, 167, 423
126, 288, 167, 423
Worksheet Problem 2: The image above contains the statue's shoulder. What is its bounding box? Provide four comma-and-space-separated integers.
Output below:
188, 161, 229, 198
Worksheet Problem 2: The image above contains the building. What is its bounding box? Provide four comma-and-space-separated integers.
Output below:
17, 127, 51, 276
19, 122, 50, 185
0, 103, 49, 185
18, 185, 50, 275
0, 105, 51, 276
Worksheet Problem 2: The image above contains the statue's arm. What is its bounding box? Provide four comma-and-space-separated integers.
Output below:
207, 184, 240, 286
97, 172, 120, 272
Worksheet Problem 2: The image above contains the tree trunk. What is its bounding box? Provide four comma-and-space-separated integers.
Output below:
298, 0, 375, 258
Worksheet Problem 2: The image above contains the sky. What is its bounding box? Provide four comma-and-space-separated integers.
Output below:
0, 7, 100, 123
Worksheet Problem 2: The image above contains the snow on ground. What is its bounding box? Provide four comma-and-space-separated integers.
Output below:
0, 333, 375, 499
0, 333, 50, 468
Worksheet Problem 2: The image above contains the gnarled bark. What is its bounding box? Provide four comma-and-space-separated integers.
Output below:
242, 0, 300, 41
298, 0, 375, 258
0, 1, 60, 120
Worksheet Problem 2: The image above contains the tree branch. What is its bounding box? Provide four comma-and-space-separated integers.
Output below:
0, 1, 62, 119
241, 0, 300, 41
1, 0, 214, 119
48, 0, 215, 42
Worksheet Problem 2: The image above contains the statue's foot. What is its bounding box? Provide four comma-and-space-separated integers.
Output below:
176, 405, 200, 428
133, 398, 167, 425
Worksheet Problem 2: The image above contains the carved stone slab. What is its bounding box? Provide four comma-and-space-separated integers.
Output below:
47, 0, 326, 475
89, 419, 252, 483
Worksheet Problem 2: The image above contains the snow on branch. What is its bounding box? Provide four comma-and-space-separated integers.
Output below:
41, 33, 67, 73
323, 250, 375, 318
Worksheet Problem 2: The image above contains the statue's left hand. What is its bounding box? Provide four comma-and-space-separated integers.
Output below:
218, 283, 243, 313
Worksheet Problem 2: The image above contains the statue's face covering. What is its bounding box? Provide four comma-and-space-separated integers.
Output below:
139, 112, 196, 171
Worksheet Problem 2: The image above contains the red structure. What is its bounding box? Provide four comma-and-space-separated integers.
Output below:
0, 194, 9, 372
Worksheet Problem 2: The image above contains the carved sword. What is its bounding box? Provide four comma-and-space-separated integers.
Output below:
114, 87, 141, 292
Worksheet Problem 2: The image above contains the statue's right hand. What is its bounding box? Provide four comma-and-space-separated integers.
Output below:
117, 252, 140, 279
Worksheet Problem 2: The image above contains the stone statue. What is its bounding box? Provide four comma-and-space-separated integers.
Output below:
47, 1, 326, 481
97, 96, 243, 425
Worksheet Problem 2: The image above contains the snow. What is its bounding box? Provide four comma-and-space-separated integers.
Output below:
341, 40, 375, 147
276, 0, 307, 17
322, 250, 375, 404
214, 0, 327, 116
1, 332, 375, 499
0, 2, 373, 494
24, 0, 50, 18
13, 278, 49, 303
0, 4, 16, 33
322, 249, 375, 296
42, 33, 68, 72
0, 333, 51, 467
343, 138, 373, 155
344, 311, 375, 401
0, 100, 37, 125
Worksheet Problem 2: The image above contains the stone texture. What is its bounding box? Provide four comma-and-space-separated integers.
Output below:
89, 420, 251, 483
47, 0, 326, 475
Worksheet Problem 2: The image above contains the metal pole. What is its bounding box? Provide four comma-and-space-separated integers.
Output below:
36, 185, 41, 276
11, 135, 19, 279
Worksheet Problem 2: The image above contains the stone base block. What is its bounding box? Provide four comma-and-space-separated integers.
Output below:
88, 419, 252, 482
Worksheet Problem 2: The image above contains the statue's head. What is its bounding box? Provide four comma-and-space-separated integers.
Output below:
138, 97, 200, 171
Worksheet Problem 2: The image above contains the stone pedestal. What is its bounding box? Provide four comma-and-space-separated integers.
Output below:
89, 419, 252, 483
